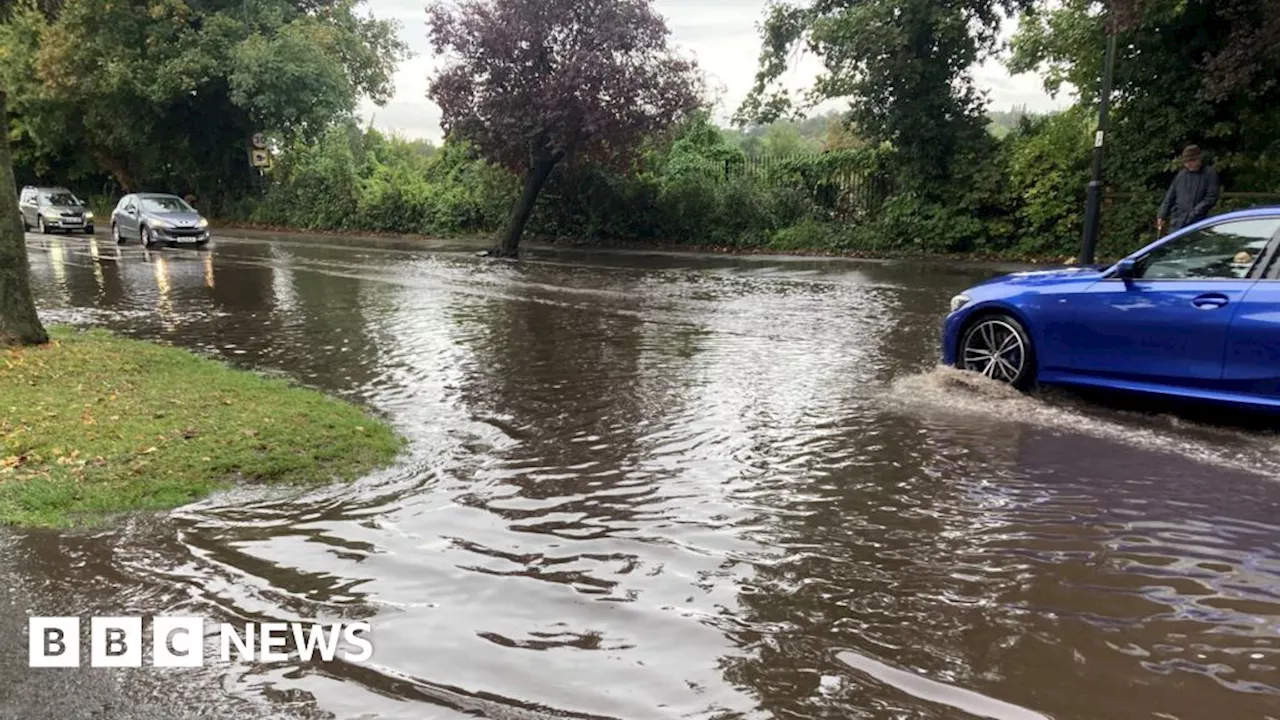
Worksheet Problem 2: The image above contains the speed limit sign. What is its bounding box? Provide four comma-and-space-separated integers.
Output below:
251, 133, 267, 149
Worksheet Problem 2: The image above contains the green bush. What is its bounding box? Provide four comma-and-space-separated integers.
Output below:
237, 124, 514, 236
768, 219, 843, 251
1002, 108, 1092, 257
206, 104, 1280, 262
522, 115, 837, 247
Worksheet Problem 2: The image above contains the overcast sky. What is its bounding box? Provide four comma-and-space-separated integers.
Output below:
356, 0, 1074, 142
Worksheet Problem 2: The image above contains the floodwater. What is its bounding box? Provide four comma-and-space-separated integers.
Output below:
5, 230, 1280, 720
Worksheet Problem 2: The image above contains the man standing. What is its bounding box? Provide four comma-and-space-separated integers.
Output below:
1157, 145, 1220, 235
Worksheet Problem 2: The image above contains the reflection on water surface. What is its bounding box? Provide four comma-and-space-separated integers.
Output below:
3, 232, 1277, 720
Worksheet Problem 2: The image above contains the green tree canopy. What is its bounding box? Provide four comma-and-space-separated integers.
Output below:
1010, 0, 1280, 191
0, 0, 407, 207
737, 0, 1029, 188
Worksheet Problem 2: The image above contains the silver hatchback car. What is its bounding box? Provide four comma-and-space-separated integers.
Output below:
110, 193, 211, 248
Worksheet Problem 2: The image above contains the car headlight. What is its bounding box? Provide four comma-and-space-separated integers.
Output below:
42, 209, 59, 218
950, 294, 971, 313
197, 218, 208, 229
84, 211, 94, 220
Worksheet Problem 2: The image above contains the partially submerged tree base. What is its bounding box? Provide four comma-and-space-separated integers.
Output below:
492, 149, 562, 256
478, 247, 522, 259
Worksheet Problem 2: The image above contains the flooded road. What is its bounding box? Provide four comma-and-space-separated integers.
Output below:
6, 230, 1280, 720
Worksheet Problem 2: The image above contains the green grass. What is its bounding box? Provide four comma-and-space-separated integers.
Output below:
0, 326, 405, 528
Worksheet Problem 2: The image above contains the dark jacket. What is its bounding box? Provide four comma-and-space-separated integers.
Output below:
1158, 166, 1221, 231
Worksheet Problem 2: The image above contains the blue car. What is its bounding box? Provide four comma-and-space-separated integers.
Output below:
942, 207, 1280, 412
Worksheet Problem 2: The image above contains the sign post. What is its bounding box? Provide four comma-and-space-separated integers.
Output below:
1079, 31, 1118, 266
249, 133, 271, 175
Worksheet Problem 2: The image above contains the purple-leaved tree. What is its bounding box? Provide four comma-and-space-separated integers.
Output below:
426, 0, 703, 257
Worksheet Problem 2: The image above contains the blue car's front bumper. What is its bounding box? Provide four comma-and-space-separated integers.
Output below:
940, 310, 966, 367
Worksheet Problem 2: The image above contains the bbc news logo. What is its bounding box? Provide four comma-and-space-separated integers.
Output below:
28, 617, 373, 668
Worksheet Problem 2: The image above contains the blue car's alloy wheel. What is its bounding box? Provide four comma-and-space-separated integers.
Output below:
960, 315, 1034, 388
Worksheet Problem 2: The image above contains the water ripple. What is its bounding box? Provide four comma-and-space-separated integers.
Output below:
7, 234, 1279, 720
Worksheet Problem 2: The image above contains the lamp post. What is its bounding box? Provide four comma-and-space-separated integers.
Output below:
1079, 30, 1118, 266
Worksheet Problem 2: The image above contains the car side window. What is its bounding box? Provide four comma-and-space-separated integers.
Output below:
1139, 218, 1280, 280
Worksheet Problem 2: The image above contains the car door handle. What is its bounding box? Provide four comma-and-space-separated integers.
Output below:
1192, 293, 1229, 309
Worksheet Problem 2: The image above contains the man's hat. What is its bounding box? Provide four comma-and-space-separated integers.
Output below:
1181, 144, 1203, 161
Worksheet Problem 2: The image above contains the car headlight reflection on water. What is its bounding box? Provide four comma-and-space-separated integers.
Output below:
949, 294, 971, 313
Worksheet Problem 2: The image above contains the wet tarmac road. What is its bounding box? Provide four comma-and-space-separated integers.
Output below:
5, 230, 1280, 719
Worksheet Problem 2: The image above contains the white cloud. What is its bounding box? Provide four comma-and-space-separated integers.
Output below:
357, 0, 1073, 142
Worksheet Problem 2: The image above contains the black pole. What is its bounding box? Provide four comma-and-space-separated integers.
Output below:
1079, 30, 1118, 266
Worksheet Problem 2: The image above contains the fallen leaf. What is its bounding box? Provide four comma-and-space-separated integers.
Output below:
141, 446, 158, 455
241, 429, 257, 437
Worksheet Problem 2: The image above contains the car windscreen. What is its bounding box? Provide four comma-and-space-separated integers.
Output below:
140, 197, 194, 213
44, 192, 80, 206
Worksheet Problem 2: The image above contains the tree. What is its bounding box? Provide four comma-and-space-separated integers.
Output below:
0, 0, 407, 214
822, 117, 867, 151
986, 105, 1034, 139
1009, 0, 1280, 192
0, 0, 48, 346
761, 123, 819, 156
737, 0, 1028, 189
425, 0, 704, 257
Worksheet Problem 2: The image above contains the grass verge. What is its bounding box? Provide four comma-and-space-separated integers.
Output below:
0, 326, 405, 528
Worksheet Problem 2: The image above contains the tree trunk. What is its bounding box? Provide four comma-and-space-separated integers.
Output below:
93, 149, 135, 193
0, 91, 48, 346
493, 151, 562, 258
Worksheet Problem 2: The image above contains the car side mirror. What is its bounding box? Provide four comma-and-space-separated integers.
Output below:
1113, 258, 1138, 280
